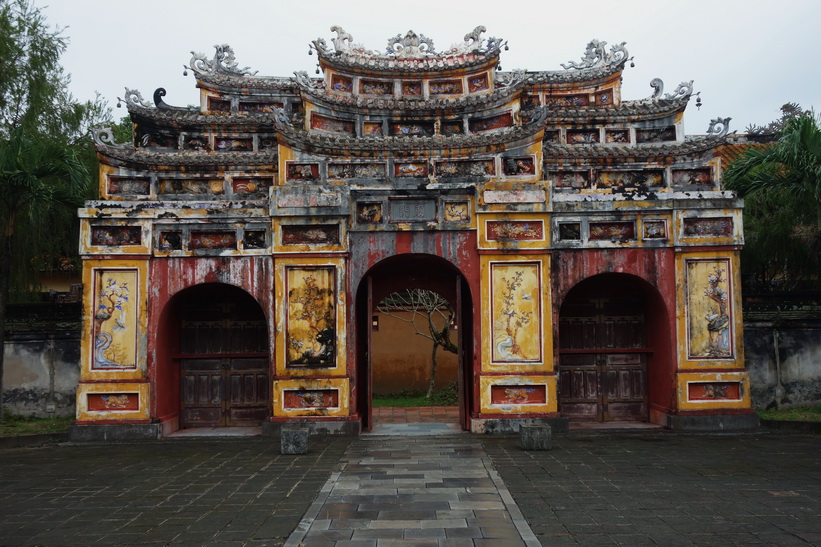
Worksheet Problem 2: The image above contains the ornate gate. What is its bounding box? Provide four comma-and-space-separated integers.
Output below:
179, 293, 269, 428
558, 292, 648, 421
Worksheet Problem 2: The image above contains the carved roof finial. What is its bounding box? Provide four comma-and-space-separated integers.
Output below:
561, 39, 629, 70
187, 44, 258, 77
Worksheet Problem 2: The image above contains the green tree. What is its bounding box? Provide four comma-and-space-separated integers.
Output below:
725, 109, 821, 289
0, 0, 95, 419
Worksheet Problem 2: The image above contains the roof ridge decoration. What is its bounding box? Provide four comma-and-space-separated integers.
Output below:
186, 44, 258, 77
649, 79, 694, 101
561, 39, 629, 70
311, 25, 505, 60
706, 117, 733, 138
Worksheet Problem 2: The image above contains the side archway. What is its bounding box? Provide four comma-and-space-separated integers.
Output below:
154, 283, 270, 429
557, 273, 672, 422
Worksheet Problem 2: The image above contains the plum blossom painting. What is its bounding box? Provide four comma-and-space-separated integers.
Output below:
686, 259, 733, 359
92, 269, 138, 369
491, 262, 541, 363
286, 267, 336, 368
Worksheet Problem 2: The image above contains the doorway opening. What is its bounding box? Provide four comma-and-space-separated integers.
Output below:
558, 273, 662, 422
173, 284, 270, 428
355, 254, 474, 432
372, 288, 459, 426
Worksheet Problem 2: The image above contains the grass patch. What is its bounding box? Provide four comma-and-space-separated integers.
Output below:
373, 381, 458, 407
0, 414, 74, 437
757, 404, 821, 422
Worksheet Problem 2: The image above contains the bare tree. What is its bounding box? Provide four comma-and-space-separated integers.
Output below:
377, 289, 457, 399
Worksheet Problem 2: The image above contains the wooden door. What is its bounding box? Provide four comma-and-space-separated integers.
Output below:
559, 294, 648, 422
179, 296, 269, 428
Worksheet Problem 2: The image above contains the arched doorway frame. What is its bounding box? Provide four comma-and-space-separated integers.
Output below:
557, 273, 673, 421
354, 253, 476, 431
550, 248, 678, 425
152, 281, 272, 432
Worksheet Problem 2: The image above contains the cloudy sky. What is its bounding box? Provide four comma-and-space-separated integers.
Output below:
44, 0, 819, 134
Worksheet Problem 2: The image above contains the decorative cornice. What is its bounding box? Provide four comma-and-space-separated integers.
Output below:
543, 95, 691, 123
275, 113, 544, 155
295, 71, 526, 114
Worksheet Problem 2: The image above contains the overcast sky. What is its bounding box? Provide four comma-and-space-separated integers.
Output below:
44, 0, 819, 135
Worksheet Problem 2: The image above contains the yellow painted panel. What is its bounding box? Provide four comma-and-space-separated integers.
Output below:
677, 371, 751, 410
76, 382, 150, 421
274, 378, 350, 417
80, 260, 149, 381
480, 255, 553, 373
274, 257, 347, 378
675, 251, 745, 369
479, 375, 557, 414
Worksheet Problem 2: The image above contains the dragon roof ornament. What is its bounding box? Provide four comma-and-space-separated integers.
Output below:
311, 25, 505, 59
706, 117, 733, 138
561, 39, 629, 70
186, 44, 258, 77
649, 79, 694, 101
120, 88, 152, 109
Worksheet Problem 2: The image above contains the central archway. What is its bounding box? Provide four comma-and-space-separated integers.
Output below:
355, 254, 474, 431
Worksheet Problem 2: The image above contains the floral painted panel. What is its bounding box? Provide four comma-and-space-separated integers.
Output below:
468, 73, 489, 93
107, 177, 149, 196
469, 113, 513, 132
490, 385, 546, 405
444, 202, 469, 222
91, 226, 142, 246
430, 79, 462, 95
686, 259, 734, 359
683, 217, 734, 237
190, 231, 237, 250
331, 75, 353, 92
283, 389, 339, 409
282, 225, 340, 245
503, 157, 535, 176
491, 263, 542, 364
310, 113, 355, 135
87, 393, 139, 411
486, 221, 543, 241
360, 79, 393, 95
286, 267, 336, 368
356, 202, 383, 224
589, 222, 635, 241
92, 269, 138, 370
688, 382, 741, 401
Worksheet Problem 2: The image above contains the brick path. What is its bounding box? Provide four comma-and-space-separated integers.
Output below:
373, 406, 460, 423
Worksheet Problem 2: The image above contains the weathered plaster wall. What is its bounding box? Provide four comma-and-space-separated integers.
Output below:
371, 310, 458, 395
3, 331, 80, 417
745, 326, 821, 408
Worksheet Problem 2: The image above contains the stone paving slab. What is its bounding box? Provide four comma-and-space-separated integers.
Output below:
0, 437, 350, 546
482, 432, 821, 546
1, 432, 820, 545
285, 436, 539, 546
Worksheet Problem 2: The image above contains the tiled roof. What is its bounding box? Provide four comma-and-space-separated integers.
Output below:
543, 136, 724, 160
96, 145, 277, 167
297, 78, 524, 114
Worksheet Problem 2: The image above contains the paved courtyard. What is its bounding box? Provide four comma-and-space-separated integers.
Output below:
0, 431, 819, 545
